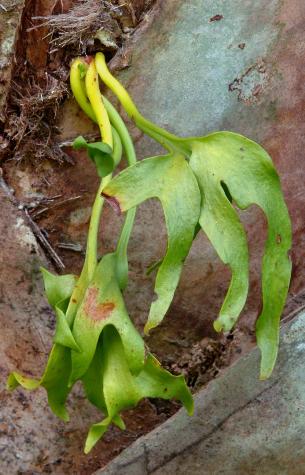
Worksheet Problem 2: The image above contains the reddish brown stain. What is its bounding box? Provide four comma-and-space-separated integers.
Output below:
209, 14, 223, 22
83, 287, 115, 321
101, 192, 122, 215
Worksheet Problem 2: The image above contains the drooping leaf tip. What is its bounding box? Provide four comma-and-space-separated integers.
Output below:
259, 362, 274, 381
259, 373, 268, 381
143, 322, 152, 336
213, 320, 223, 333
6, 373, 18, 390
187, 401, 195, 417
55, 407, 70, 423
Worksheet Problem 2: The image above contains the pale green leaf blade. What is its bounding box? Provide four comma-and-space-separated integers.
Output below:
136, 354, 194, 416
102, 326, 193, 421
83, 337, 127, 453
85, 326, 192, 452
70, 253, 145, 384
40, 267, 76, 310
54, 307, 81, 351
102, 154, 201, 333
40, 345, 72, 421
87, 142, 113, 155
190, 147, 249, 333
113, 414, 126, 430
84, 415, 125, 454
114, 207, 136, 290
12, 270, 78, 420
72, 135, 88, 149
73, 130, 121, 178
101, 326, 140, 418
85, 417, 112, 454
191, 132, 292, 378
7, 344, 72, 422
82, 339, 106, 412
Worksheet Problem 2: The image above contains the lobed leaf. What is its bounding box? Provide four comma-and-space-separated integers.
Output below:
189, 131, 292, 378
8, 345, 72, 421
84, 325, 193, 452
190, 145, 249, 333
102, 153, 201, 333
7, 268, 79, 421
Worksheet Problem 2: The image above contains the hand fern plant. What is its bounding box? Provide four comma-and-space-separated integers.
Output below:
8, 52, 292, 453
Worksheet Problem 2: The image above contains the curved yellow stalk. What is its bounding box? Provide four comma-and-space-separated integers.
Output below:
95, 52, 138, 120
85, 59, 113, 149
70, 58, 97, 123
95, 52, 190, 155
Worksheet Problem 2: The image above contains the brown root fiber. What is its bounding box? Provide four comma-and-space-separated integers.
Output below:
32, 1, 122, 54
5, 75, 69, 163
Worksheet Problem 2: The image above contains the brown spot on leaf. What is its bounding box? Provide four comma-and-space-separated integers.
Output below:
276, 234, 282, 244
83, 287, 115, 322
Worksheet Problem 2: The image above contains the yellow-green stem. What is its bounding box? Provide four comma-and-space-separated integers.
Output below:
95, 52, 191, 155
85, 174, 112, 279
68, 57, 138, 297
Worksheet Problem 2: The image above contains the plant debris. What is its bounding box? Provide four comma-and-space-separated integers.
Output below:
32, 1, 122, 54
169, 338, 227, 389
4, 74, 69, 162
1, 0, 157, 164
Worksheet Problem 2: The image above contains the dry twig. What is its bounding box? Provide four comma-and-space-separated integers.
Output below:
0, 173, 65, 270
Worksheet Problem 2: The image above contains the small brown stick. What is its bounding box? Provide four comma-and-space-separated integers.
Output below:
24, 208, 65, 270
57, 242, 83, 252
281, 302, 305, 325
31, 194, 82, 219
0, 172, 65, 270
59, 133, 101, 148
